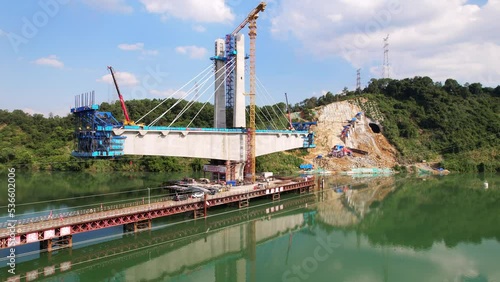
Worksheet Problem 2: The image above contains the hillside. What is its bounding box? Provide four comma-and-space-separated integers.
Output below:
1, 76, 498, 173
302, 101, 398, 172
294, 77, 500, 173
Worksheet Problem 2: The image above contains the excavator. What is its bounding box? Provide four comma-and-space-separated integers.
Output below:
107, 66, 135, 126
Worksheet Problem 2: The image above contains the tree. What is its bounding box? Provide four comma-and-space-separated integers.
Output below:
341, 87, 349, 96
468, 83, 483, 95
365, 78, 381, 94
443, 79, 461, 95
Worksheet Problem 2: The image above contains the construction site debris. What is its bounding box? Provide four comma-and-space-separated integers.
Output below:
303, 100, 397, 172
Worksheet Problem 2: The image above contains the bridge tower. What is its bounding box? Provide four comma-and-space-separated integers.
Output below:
210, 2, 266, 183
214, 39, 226, 129
234, 34, 246, 128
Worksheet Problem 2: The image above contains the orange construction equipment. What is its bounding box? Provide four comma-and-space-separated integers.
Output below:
108, 66, 135, 125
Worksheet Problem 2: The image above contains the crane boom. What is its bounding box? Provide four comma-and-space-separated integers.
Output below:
231, 2, 266, 36
107, 66, 132, 125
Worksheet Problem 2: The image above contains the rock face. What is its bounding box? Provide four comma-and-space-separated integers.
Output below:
305, 100, 398, 172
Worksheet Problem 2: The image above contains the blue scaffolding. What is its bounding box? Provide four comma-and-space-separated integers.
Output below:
71, 93, 126, 158
225, 34, 236, 108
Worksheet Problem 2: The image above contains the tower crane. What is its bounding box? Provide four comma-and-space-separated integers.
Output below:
107, 66, 134, 126
232, 1, 266, 183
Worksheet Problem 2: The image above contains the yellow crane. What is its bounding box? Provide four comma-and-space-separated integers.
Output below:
233, 2, 266, 183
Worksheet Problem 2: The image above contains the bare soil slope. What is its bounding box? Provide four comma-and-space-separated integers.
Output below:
304, 100, 398, 172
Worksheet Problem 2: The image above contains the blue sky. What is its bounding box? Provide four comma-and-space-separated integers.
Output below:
0, 0, 498, 117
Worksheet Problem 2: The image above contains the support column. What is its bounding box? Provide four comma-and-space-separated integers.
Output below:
42, 235, 73, 252
235, 162, 245, 183
194, 210, 204, 219
214, 38, 226, 128
135, 220, 152, 232
124, 223, 135, 233
204, 194, 208, 218
272, 193, 280, 201
40, 239, 52, 252
239, 193, 249, 208
233, 34, 246, 128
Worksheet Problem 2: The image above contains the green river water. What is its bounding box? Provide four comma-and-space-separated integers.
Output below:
1, 172, 499, 282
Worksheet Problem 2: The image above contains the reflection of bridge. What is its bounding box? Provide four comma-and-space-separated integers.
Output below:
0, 178, 315, 253
3, 194, 316, 282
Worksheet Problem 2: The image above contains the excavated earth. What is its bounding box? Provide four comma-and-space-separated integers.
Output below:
303, 100, 398, 172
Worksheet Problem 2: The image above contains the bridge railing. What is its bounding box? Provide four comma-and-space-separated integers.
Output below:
121, 125, 308, 135
0, 188, 236, 230
0, 179, 314, 230
0, 188, 246, 229
0, 195, 178, 229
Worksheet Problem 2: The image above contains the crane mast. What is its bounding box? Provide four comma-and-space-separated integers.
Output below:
241, 2, 266, 183
107, 66, 133, 125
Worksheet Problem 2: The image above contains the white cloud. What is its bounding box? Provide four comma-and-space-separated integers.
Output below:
98, 71, 139, 86
271, 0, 500, 85
0, 28, 5, 36
118, 42, 159, 56
118, 42, 144, 51
175, 45, 207, 59
150, 89, 187, 99
82, 0, 133, 13
192, 25, 206, 32
140, 0, 234, 23
33, 55, 64, 68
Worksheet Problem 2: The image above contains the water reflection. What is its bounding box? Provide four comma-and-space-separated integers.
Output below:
1, 192, 317, 281
0, 171, 203, 218
1, 173, 499, 282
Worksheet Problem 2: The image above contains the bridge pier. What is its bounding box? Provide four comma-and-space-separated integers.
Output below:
40, 235, 73, 253
239, 198, 249, 209
40, 239, 51, 252
193, 209, 205, 219
123, 220, 152, 233
299, 185, 314, 194
272, 193, 280, 201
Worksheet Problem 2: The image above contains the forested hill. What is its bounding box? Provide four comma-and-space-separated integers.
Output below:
0, 99, 215, 172
0, 98, 296, 172
299, 77, 500, 172
0, 77, 499, 172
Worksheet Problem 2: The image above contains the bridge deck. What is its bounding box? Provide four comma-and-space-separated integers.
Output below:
0, 178, 315, 249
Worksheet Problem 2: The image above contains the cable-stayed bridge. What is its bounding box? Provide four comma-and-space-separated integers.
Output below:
71, 2, 315, 181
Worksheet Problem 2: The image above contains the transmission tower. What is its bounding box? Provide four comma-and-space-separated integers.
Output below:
356, 69, 361, 92
383, 35, 390, 79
